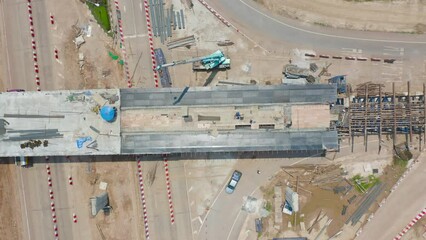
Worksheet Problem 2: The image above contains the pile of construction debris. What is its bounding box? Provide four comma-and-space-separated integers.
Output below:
258, 164, 385, 239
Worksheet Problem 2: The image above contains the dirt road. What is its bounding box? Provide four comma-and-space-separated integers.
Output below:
256, 0, 426, 33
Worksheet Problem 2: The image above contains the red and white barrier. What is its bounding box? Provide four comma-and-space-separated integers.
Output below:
393, 208, 426, 240
113, 1, 132, 88
27, 0, 41, 91
73, 213, 77, 223
136, 156, 150, 240
142, 0, 159, 87
50, 14, 54, 25
68, 176, 73, 185
45, 156, 59, 238
197, 0, 230, 27
163, 156, 175, 224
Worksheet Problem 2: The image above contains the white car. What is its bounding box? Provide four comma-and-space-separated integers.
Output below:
225, 170, 242, 194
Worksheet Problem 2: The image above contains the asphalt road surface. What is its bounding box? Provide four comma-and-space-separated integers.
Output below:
357, 152, 426, 240
0, 0, 58, 91
208, 0, 426, 59
118, 0, 155, 88
198, 156, 329, 240
17, 158, 93, 240
1, 0, 35, 91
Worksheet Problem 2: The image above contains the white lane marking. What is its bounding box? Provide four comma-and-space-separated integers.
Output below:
184, 162, 195, 240
226, 186, 259, 240
19, 168, 32, 240
239, 0, 426, 44
58, 73, 64, 79
124, 34, 147, 39
196, 175, 227, 235
188, 186, 193, 192
0, 2, 13, 87
140, 2, 143, 11
123, 5, 126, 12
341, 48, 362, 54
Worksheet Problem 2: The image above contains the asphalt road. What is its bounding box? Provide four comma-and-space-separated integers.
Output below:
118, 0, 155, 88
198, 156, 329, 240
143, 160, 176, 240
0, 0, 57, 91
208, 0, 426, 59
0, 0, 34, 91
17, 158, 92, 240
357, 152, 426, 240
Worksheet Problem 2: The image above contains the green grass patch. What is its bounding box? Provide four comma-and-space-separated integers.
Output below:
393, 149, 412, 168
352, 174, 380, 193
87, 0, 111, 32
393, 156, 408, 168
265, 201, 272, 212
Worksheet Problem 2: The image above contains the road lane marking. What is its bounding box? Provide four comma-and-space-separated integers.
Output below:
183, 162, 195, 240
0, 2, 13, 87
124, 34, 147, 39
140, 2, 143, 11
238, 0, 426, 44
123, 5, 126, 12
196, 175, 227, 235
19, 167, 32, 240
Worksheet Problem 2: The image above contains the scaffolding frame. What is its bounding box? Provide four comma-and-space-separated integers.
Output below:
340, 82, 425, 152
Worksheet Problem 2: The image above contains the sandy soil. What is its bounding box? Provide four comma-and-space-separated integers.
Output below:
74, 156, 142, 240
259, 136, 415, 239
54, 1, 125, 90
0, 162, 23, 240
256, 0, 426, 33
160, 0, 286, 88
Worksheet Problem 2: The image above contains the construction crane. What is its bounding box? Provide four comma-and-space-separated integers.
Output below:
155, 50, 231, 71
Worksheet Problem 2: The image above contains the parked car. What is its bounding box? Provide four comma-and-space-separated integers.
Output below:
225, 170, 242, 194
7, 89, 25, 92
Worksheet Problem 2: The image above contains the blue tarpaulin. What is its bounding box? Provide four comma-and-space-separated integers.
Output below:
100, 106, 116, 122
76, 137, 92, 148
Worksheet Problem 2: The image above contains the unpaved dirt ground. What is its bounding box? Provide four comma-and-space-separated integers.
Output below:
53, 1, 125, 90
259, 140, 414, 239
159, 0, 285, 88
256, 0, 426, 33
0, 161, 23, 240
77, 156, 142, 240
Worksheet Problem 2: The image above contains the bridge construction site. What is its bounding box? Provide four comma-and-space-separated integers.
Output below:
2, 0, 426, 240
337, 82, 426, 152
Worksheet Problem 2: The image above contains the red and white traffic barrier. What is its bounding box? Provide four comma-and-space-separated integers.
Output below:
394, 208, 426, 240
197, 0, 231, 27
50, 14, 54, 25
136, 156, 150, 240
45, 156, 59, 238
68, 176, 73, 185
163, 156, 175, 224
196, 0, 269, 53
73, 213, 77, 223
27, 0, 41, 91
113, 0, 132, 88
142, 0, 159, 87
